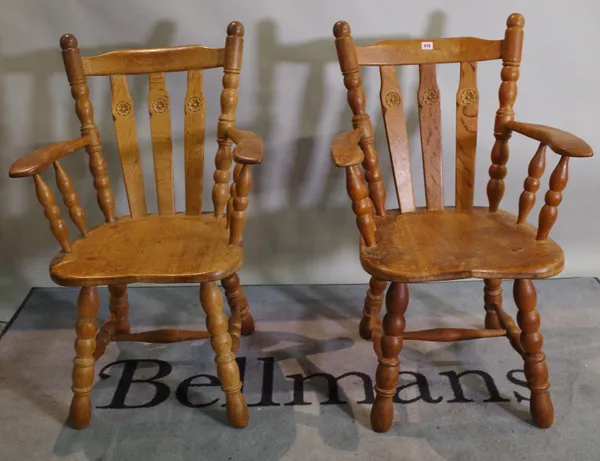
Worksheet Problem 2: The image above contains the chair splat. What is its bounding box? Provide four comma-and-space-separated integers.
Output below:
456, 62, 479, 210
148, 72, 175, 215
417, 64, 443, 211
184, 69, 205, 215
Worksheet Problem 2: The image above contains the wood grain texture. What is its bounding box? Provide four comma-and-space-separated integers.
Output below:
418, 64, 443, 210
82, 45, 225, 75
455, 62, 479, 210
108, 284, 130, 334
50, 214, 243, 286
517, 143, 546, 224
184, 69, 205, 214
507, 121, 593, 157
360, 207, 564, 282
34, 174, 71, 252
54, 161, 88, 237
110, 74, 147, 218
537, 156, 569, 240
148, 72, 175, 214
228, 128, 264, 164
347, 164, 376, 247
9, 137, 89, 177
69, 286, 99, 429
331, 128, 364, 167
371, 282, 408, 433
514, 279, 554, 428
402, 328, 506, 341
379, 65, 415, 212
334, 21, 386, 216
200, 281, 248, 428
62, 34, 115, 223
357, 37, 502, 66
483, 279, 502, 329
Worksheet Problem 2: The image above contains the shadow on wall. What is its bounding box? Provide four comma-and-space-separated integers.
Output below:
0, 21, 178, 299
0, 11, 447, 293
241, 11, 447, 284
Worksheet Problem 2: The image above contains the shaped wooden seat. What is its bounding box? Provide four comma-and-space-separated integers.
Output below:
361, 207, 564, 283
9, 22, 261, 430
50, 214, 243, 286
331, 14, 593, 433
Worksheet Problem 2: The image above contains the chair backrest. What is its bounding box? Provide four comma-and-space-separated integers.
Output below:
60, 21, 245, 221
333, 14, 524, 215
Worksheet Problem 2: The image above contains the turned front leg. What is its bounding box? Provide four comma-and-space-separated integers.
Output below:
70, 286, 99, 429
483, 279, 502, 329
513, 279, 554, 428
359, 277, 387, 341
371, 282, 408, 433
200, 281, 248, 428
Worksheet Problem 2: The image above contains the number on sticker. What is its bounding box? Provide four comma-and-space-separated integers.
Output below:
421, 42, 433, 50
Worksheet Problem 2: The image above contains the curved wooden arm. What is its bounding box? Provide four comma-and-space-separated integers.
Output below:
227, 128, 263, 164
507, 121, 593, 158
9, 137, 89, 178
331, 128, 364, 167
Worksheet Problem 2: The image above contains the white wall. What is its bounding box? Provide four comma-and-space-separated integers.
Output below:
2, 0, 599, 299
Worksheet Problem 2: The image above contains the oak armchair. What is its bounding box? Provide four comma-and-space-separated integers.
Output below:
331, 14, 593, 432
9, 22, 262, 429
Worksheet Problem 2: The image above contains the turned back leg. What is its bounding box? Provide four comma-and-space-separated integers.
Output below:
483, 279, 502, 329
359, 277, 387, 341
513, 279, 554, 428
109, 284, 130, 334
200, 281, 248, 428
222, 273, 255, 340
371, 282, 408, 433
70, 286, 99, 429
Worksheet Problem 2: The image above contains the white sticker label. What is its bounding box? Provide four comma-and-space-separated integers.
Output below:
421, 41, 433, 50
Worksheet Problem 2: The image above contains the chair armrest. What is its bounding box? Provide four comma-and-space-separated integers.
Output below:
331, 128, 364, 167
9, 137, 89, 178
227, 128, 263, 165
507, 121, 593, 158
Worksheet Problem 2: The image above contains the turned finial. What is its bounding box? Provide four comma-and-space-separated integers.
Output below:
227, 21, 244, 37
60, 33, 78, 50
333, 21, 351, 38
507, 13, 525, 28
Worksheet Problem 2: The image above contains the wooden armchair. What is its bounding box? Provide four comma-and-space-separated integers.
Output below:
331, 14, 593, 432
9, 22, 262, 429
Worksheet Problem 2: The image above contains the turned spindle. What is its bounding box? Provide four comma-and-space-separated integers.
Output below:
70, 286, 99, 429
61, 34, 115, 222
334, 21, 386, 216
200, 280, 248, 428
537, 156, 569, 240
346, 164, 376, 247
53, 161, 88, 237
487, 14, 524, 211
371, 282, 408, 432
513, 279, 554, 428
212, 23, 243, 217
517, 143, 546, 224
359, 277, 387, 342
229, 164, 251, 245
33, 174, 71, 252
483, 279, 502, 330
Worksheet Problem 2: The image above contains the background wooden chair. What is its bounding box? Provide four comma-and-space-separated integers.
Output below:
9, 21, 262, 429
331, 13, 593, 432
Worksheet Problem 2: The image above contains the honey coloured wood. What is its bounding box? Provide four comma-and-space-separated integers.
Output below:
9, 22, 260, 430
331, 13, 593, 433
